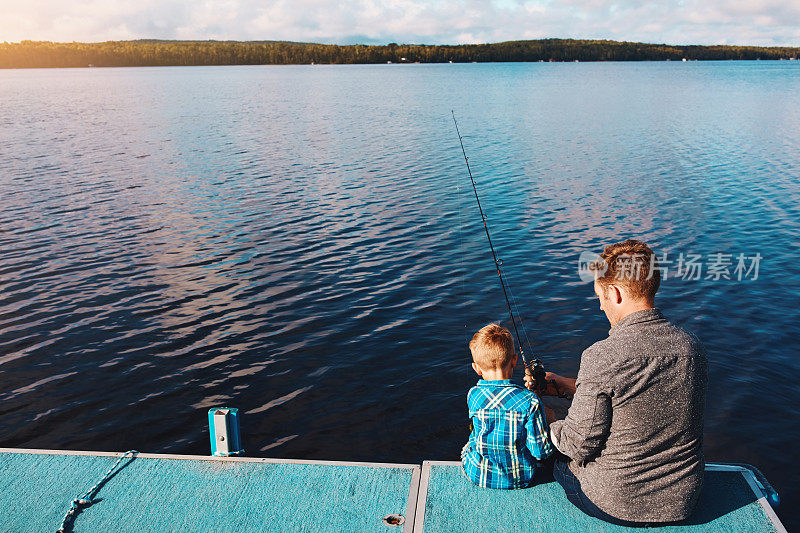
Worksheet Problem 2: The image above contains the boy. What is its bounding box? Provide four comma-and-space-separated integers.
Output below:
461, 323, 553, 489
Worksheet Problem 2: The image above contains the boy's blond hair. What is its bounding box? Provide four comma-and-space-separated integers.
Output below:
469, 323, 515, 370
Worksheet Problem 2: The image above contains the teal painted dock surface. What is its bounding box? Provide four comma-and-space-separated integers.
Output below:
0, 449, 419, 532
416, 461, 785, 533
0, 450, 786, 532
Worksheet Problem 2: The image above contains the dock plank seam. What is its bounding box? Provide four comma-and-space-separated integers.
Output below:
403, 466, 422, 533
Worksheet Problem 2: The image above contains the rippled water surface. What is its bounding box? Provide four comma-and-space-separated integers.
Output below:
1, 62, 799, 527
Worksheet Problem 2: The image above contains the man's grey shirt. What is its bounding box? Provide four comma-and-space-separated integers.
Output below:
550, 308, 708, 522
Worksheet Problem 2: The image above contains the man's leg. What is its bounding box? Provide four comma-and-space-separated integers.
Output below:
552, 457, 582, 507
552, 458, 652, 528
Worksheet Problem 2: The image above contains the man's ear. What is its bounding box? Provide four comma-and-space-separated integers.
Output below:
510, 355, 518, 369
608, 284, 624, 304
472, 362, 483, 376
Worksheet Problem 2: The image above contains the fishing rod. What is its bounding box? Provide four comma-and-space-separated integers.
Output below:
451, 111, 549, 394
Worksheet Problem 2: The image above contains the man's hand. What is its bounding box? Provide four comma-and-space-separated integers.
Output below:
524, 368, 577, 397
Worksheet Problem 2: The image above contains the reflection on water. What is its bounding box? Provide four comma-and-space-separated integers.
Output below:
1, 62, 799, 527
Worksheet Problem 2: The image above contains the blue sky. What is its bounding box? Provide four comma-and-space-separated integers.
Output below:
1, 0, 798, 46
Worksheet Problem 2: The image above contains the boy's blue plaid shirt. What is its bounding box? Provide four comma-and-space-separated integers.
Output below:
462, 379, 553, 489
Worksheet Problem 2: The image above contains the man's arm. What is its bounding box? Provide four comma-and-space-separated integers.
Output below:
548, 352, 613, 465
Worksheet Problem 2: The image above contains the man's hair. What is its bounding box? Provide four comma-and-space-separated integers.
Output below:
590, 239, 660, 301
469, 323, 515, 370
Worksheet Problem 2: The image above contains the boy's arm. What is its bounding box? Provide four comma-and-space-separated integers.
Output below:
465, 386, 478, 437
526, 395, 554, 459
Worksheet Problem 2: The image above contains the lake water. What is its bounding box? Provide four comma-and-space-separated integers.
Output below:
1, 62, 798, 528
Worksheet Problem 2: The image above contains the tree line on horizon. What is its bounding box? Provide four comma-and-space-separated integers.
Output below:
1, 39, 799, 68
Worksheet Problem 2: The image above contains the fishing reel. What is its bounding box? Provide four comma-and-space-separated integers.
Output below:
527, 358, 548, 393
526, 357, 573, 400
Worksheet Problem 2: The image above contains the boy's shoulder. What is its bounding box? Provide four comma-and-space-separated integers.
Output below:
467, 381, 541, 412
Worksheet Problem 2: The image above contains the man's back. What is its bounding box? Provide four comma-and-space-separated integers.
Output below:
550, 308, 708, 522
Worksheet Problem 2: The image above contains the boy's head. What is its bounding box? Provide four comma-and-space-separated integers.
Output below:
469, 323, 516, 375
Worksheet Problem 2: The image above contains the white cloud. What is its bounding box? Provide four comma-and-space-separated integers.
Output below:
0, 0, 797, 46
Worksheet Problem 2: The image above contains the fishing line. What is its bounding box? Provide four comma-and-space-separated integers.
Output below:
451, 111, 548, 392
455, 133, 469, 347
504, 270, 536, 361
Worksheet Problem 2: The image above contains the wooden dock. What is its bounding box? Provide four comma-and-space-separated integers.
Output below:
0, 449, 786, 532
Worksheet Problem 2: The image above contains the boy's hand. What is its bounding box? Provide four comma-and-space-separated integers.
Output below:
525, 369, 575, 397
524, 367, 547, 392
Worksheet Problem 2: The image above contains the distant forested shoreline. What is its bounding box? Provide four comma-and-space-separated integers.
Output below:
2, 39, 799, 68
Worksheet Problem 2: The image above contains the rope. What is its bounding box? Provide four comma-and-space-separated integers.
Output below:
56, 450, 138, 533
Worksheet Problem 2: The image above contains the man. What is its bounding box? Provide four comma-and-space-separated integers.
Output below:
526, 239, 707, 526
